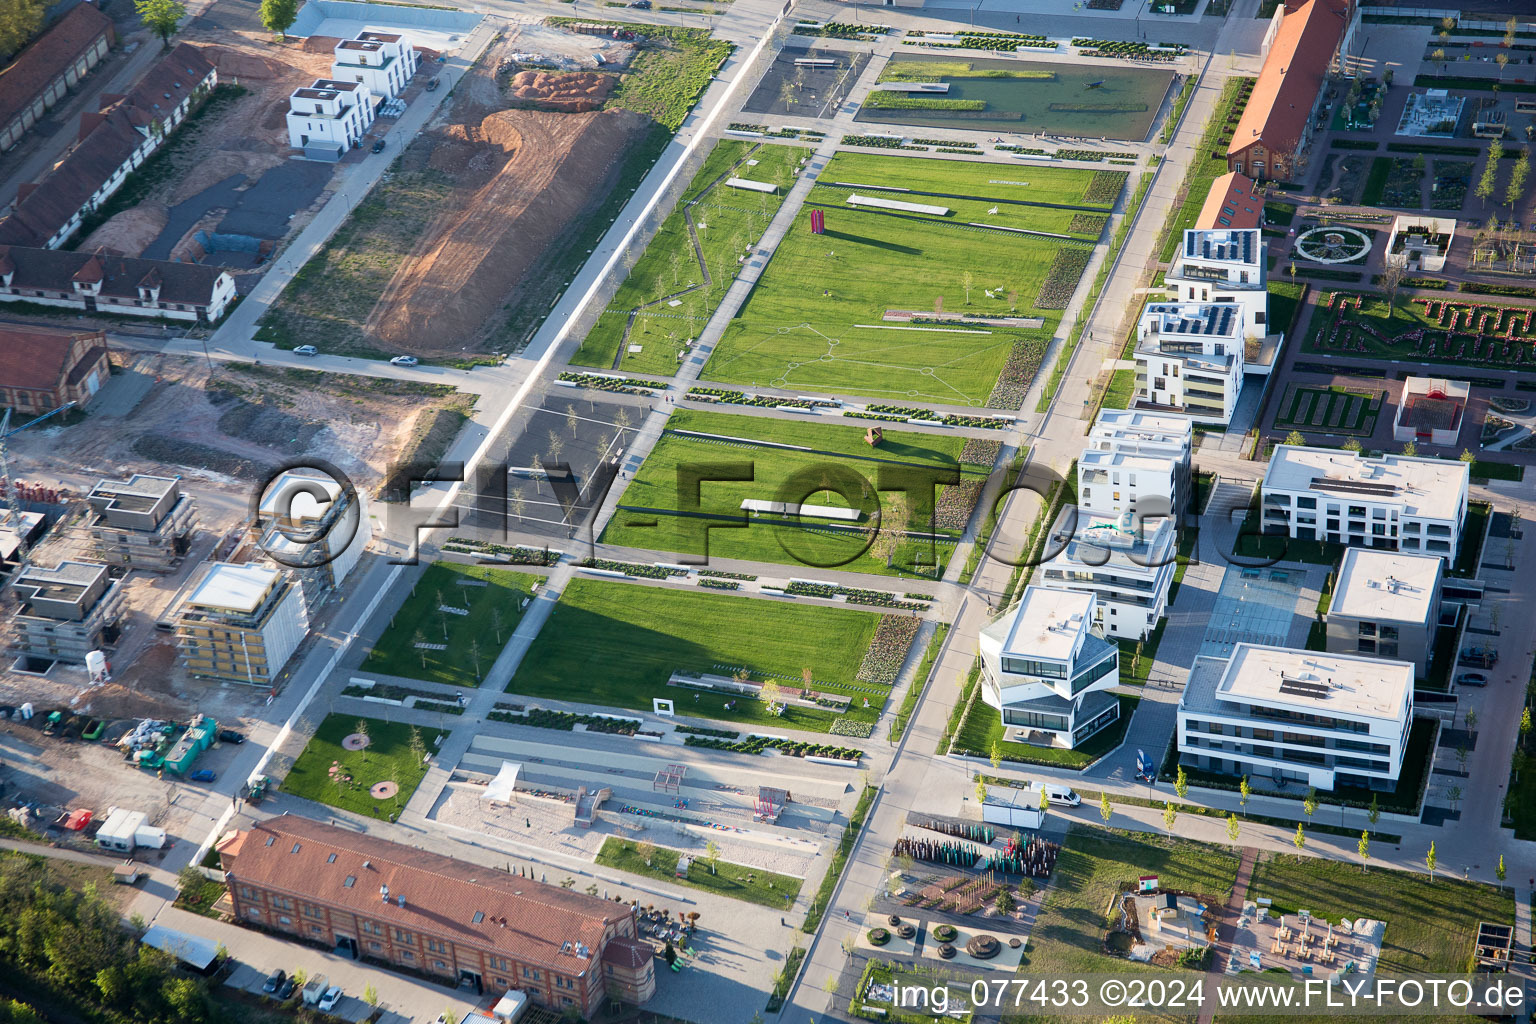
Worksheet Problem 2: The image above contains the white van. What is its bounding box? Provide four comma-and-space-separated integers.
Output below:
1023, 781, 1080, 807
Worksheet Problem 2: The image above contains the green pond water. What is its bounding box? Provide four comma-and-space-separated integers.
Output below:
855, 55, 1176, 142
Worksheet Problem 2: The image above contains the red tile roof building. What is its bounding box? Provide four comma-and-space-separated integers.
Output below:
0, 5, 115, 153
0, 244, 236, 322
217, 815, 656, 1016
0, 43, 216, 249
1197, 171, 1264, 231
0, 323, 109, 412
1226, 0, 1349, 182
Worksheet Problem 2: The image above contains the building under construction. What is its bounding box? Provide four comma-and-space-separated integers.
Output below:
10, 560, 124, 665
87, 474, 197, 571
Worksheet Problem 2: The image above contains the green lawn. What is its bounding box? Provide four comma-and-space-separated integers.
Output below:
572, 140, 811, 375
1266, 279, 1304, 336
705, 155, 1093, 406
953, 693, 1139, 768
361, 563, 541, 687
282, 715, 446, 820
509, 578, 888, 732
595, 837, 802, 908
1247, 852, 1514, 974
1306, 291, 1536, 371
1025, 827, 1239, 975
817, 151, 1117, 209
601, 408, 984, 576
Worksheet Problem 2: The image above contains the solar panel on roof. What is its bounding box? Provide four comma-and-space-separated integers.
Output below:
1313, 478, 1399, 497
1278, 677, 1331, 699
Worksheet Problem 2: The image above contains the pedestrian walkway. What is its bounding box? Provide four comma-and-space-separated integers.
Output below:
1198, 846, 1256, 1024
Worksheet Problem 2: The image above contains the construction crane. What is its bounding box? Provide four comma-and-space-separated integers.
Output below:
0, 402, 75, 554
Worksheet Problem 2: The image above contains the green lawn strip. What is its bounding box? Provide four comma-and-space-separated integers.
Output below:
360, 563, 541, 687
1157, 77, 1254, 263
510, 578, 886, 732
802, 785, 877, 931
953, 693, 1139, 768
1116, 617, 1166, 686
1102, 367, 1136, 410
282, 715, 446, 820
810, 184, 1100, 239
175, 868, 227, 919
1266, 279, 1304, 336
1073, 788, 1402, 843
818, 150, 1112, 208
890, 623, 950, 740
1247, 852, 1513, 973
959, 450, 1027, 585
1471, 458, 1522, 482
1023, 826, 1238, 975
708, 201, 1060, 405
765, 945, 807, 1012
596, 837, 802, 908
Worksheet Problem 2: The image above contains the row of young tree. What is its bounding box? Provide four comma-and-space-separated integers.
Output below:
0, 852, 213, 1024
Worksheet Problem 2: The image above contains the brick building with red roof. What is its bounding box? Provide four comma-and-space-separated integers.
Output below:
0, 323, 109, 412
217, 815, 656, 1016
1197, 171, 1264, 231
0, 5, 115, 153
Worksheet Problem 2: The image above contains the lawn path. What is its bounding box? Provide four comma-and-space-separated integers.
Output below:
1198, 845, 1256, 1024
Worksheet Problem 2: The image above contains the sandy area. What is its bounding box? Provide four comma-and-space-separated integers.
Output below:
507, 71, 614, 112
79, 203, 169, 255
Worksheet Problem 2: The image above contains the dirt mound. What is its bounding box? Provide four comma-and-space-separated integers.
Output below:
205, 46, 289, 80
78, 203, 167, 256
508, 71, 614, 112
368, 107, 649, 351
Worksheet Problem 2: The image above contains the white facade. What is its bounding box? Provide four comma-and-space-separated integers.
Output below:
978, 586, 1121, 749
1134, 302, 1248, 424
1089, 409, 1193, 517
1166, 229, 1269, 332
1261, 445, 1470, 563
1077, 448, 1182, 525
1385, 216, 1456, 273
286, 79, 375, 158
1177, 643, 1414, 791
256, 468, 370, 590
176, 563, 309, 684
332, 32, 418, 101
1043, 511, 1176, 640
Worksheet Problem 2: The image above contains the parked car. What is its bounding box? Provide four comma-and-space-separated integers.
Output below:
294, 345, 318, 356
261, 969, 287, 995
389, 355, 419, 367
316, 986, 344, 1013
1456, 672, 1489, 687
218, 730, 245, 745
1461, 645, 1498, 668
426, 76, 441, 91
188, 769, 217, 782
276, 976, 297, 1001
371, 138, 386, 153
629, 1, 651, 7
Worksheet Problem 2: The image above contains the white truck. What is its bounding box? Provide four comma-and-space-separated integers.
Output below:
94, 808, 168, 853
302, 975, 329, 1007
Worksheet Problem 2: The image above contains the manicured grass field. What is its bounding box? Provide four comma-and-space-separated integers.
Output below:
572, 140, 810, 375
282, 715, 446, 820
1246, 852, 1514, 973
1272, 384, 1383, 437
953, 693, 1138, 768
1266, 279, 1304, 336
601, 408, 984, 576
817, 151, 1118, 209
1025, 827, 1238, 975
361, 563, 542, 688
595, 837, 803, 908
508, 578, 885, 731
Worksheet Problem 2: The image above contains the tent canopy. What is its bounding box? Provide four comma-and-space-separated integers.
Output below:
140, 925, 221, 971
482, 761, 520, 803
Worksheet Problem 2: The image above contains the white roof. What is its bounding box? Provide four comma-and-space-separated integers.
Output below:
1092, 409, 1193, 446
1330, 548, 1442, 624
186, 563, 279, 613
992, 586, 1094, 663
140, 926, 222, 971
1079, 447, 1178, 476
1264, 445, 1468, 521
258, 469, 344, 522
1217, 644, 1412, 722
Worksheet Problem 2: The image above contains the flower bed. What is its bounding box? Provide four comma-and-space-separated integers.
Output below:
856, 615, 922, 684
1035, 246, 1093, 309
1053, 147, 1139, 160
698, 579, 739, 590
684, 735, 862, 760
675, 723, 739, 738
557, 371, 668, 394
935, 478, 984, 531
841, 135, 927, 151
441, 538, 558, 565
687, 387, 833, 410
490, 708, 642, 734
785, 581, 932, 611
902, 592, 936, 602
412, 699, 466, 716
868, 927, 891, 945
862, 404, 1011, 429
1310, 292, 1536, 368
1068, 213, 1109, 237
1083, 170, 1129, 206
864, 93, 987, 111
932, 923, 958, 943
912, 138, 979, 148
699, 569, 758, 580
831, 719, 875, 738
1071, 38, 1185, 59
987, 337, 1048, 409
960, 437, 1003, 466
579, 558, 688, 579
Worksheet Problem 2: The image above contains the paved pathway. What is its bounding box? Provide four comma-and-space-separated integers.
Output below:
1198, 845, 1256, 1024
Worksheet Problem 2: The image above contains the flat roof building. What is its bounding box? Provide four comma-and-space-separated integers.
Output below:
175, 562, 308, 685
1135, 302, 1248, 425
1166, 229, 1269, 334
1177, 643, 1413, 791
1326, 548, 1444, 675
1042, 510, 1176, 640
87, 474, 196, 571
253, 468, 369, 600
10, 560, 123, 664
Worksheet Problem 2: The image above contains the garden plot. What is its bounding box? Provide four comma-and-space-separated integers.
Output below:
1307, 291, 1536, 370
1272, 384, 1383, 437
601, 408, 993, 576
281, 714, 447, 820
705, 155, 1114, 407
509, 578, 916, 734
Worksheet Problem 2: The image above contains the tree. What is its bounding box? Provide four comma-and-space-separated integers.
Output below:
412, 628, 428, 669
975, 778, 988, 805
1401, 439, 1418, 457
705, 840, 721, 875
1226, 813, 1240, 851
1239, 775, 1251, 816
1522, 707, 1532, 740
490, 606, 504, 645
989, 740, 1002, 770
135, 0, 187, 45
1358, 830, 1370, 873
1460, 448, 1477, 464
1292, 822, 1306, 861
1447, 785, 1462, 814
1515, 749, 1529, 784
259, 0, 299, 38
1478, 140, 1504, 209
663, 939, 677, 965
1432, 47, 1447, 71
363, 984, 379, 1008
1466, 708, 1478, 732
0, 0, 45, 61
1342, 437, 1363, 453
760, 679, 783, 711
354, 718, 370, 755
1163, 801, 1177, 836
1174, 766, 1188, 802
1381, 262, 1405, 316
469, 639, 482, 682
1506, 147, 1530, 214
1425, 841, 1437, 881
1038, 788, 1050, 814
962, 270, 974, 305
1302, 787, 1318, 824
1100, 791, 1113, 827
636, 840, 656, 867
409, 725, 427, 766
995, 887, 1016, 914
1497, 854, 1507, 891
1368, 793, 1380, 828
1284, 429, 1306, 446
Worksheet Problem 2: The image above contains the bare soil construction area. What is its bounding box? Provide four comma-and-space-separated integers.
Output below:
260, 20, 728, 362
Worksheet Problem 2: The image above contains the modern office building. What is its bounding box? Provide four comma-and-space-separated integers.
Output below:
978, 586, 1121, 748
1134, 302, 1248, 424
1166, 229, 1269, 332
217, 814, 655, 1014
174, 562, 308, 685
1042, 510, 1176, 640
1260, 445, 1470, 562
1325, 548, 1443, 675
87, 474, 197, 571
1177, 643, 1413, 791
10, 560, 124, 664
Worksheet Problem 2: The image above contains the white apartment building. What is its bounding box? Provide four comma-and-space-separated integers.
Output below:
1177, 643, 1414, 791
1134, 302, 1247, 425
1078, 448, 1183, 525
1165, 228, 1269, 332
255, 467, 370, 598
1325, 548, 1444, 676
1088, 409, 1193, 518
1261, 445, 1470, 562
175, 563, 309, 685
978, 586, 1121, 748
286, 79, 375, 160
1042, 510, 1176, 640
331, 32, 418, 102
